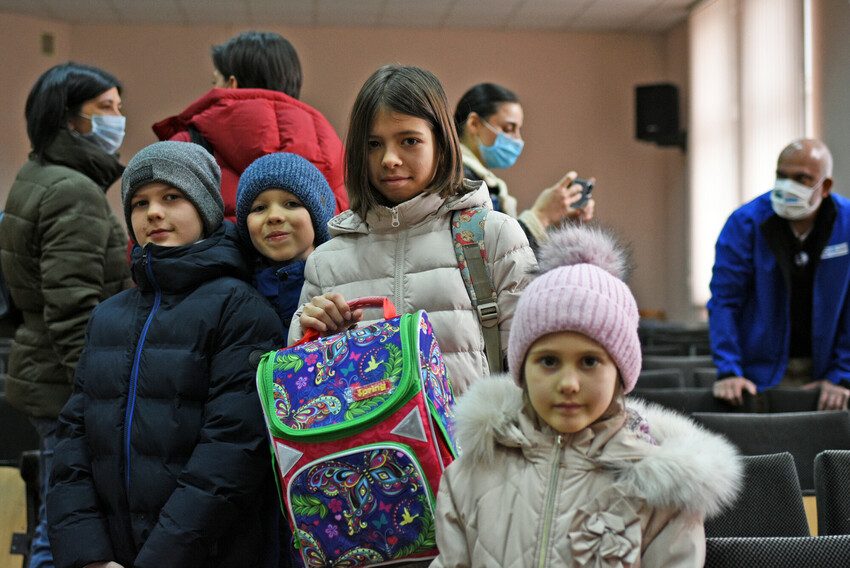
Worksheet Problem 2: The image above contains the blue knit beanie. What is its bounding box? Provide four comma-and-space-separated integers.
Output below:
236, 153, 335, 248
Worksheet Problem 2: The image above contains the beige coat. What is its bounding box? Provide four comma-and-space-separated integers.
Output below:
289, 183, 537, 393
431, 377, 743, 568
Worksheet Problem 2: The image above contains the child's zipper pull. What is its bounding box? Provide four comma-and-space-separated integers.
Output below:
391, 207, 400, 228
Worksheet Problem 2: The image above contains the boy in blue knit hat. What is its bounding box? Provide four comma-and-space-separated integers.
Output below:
237, 152, 335, 329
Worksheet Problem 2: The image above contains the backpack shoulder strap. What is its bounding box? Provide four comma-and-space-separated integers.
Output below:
451, 207, 503, 374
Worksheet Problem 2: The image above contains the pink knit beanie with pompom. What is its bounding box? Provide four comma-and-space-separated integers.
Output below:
508, 225, 642, 393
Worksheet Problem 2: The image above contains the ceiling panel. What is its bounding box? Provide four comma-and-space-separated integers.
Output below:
635, 7, 689, 32
41, 0, 118, 23
113, 0, 186, 24
577, 0, 661, 19
0, 0, 690, 32
443, 0, 520, 28
0, 0, 49, 18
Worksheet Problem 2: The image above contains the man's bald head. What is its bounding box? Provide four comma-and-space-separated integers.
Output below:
778, 138, 833, 179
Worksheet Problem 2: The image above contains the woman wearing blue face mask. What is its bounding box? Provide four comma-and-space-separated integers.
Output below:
0, 62, 130, 568
455, 83, 595, 249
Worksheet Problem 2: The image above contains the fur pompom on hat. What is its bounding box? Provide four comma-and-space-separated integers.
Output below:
236, 152, 335, 249
122, 141, 223, 243
508, 225, 642, 393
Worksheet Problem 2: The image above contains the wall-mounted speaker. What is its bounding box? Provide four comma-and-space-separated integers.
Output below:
635, 83, 685, 150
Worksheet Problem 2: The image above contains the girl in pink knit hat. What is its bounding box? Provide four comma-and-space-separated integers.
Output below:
431, 224, 743, 567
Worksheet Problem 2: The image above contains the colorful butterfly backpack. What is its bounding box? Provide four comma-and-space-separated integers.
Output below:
256, 297, 459, 567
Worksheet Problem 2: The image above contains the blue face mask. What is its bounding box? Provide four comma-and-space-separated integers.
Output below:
80, 113, 126, 155
478, 119, 524, 169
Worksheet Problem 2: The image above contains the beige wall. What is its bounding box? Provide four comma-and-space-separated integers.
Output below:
0, 13, 71, 196
0, 13, 689, 317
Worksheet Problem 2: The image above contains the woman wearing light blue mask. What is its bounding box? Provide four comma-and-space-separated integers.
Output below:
0, 62, 130, 568
455, 83, 595, 250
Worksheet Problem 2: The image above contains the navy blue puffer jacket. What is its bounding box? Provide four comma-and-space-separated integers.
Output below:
48, 223, 284, 568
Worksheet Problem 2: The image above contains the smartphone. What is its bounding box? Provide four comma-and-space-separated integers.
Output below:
570, 177, 594, 209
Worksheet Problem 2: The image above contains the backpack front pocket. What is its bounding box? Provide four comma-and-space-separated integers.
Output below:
287, 443, 437, 566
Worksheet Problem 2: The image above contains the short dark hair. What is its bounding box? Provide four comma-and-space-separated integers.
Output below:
211, 31, 302, 98
25, 62, 121, 161
345, 65, 464, 218
454, 83, 520, 137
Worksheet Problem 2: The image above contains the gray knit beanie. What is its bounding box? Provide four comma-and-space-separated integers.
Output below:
122, 141, 223, 243
236, 152, 335, 248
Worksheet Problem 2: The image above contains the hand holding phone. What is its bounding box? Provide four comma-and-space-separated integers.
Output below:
570, 177, 594, 209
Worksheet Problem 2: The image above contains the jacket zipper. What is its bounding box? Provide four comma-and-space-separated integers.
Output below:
123, 248, 162, 495
393, 215, 405, 310
537, 435, 563, 568
390, 206, 400, 228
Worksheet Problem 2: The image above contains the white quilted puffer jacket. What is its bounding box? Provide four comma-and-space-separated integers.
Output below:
288, 181, 537, 394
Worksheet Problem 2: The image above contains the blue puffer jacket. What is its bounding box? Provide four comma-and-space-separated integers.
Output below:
708, 192, 850, 389
47, 223, 284, 568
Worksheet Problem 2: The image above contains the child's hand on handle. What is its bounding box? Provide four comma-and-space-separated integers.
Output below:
300, 292, 364, 334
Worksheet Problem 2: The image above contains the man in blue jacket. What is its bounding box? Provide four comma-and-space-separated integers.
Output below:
708, 138, 850, 411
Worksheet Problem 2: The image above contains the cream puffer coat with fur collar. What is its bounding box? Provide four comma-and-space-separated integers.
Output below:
431, 376, 743, 567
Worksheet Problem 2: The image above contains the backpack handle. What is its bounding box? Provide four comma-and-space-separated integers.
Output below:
295, 296, 398, 345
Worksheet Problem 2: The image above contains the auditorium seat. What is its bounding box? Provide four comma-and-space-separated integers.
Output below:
631, 387, 742, 414
814, 449, 850, 536
705, 535, 850, 567
691, 411, 850, 493
636, 368, 685, 389
705, 452, 809, 538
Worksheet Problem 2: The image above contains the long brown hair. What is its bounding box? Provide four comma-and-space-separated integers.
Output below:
345, 65, 464, 218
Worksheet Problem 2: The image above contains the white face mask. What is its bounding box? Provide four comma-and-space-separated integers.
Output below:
79, 113, 126, 155
770, 177, 823, 220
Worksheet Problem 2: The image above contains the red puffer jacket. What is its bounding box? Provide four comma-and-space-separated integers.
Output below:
152, 88, 349, 219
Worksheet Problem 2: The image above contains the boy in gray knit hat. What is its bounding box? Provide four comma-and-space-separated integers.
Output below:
236, 151, 335, 328
122, 141, 224, 245
48, 140, 284, 568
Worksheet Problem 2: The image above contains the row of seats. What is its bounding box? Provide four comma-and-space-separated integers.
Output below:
702, 451, 850, 567
634, 353, 830, 414
639, 319, 711, 357
705, 534, 850, 567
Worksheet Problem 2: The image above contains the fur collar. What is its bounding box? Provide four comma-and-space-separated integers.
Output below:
454, 376, 743, 518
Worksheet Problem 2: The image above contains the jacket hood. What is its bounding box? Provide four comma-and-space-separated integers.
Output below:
328, 179, 489, 236
131, 221, 250, 293
152, 88, 345, 181
454, 376, 743, 518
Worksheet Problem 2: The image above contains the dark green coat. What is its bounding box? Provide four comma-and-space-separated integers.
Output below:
0, 130, 130, 418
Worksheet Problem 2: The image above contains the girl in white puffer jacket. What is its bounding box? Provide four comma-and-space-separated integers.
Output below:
290, 64, 536, 394
431, 225, 743, 567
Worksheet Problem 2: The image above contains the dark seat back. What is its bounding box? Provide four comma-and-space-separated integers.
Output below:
641, 355, 715, 387
0, 393, 39, 467
631, 387, 742, 414
815, 449, 850, 536
705, 452, 809, 537
636, 368, 685, 389
691, 411, 850, 492
705, 535, 850, 567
